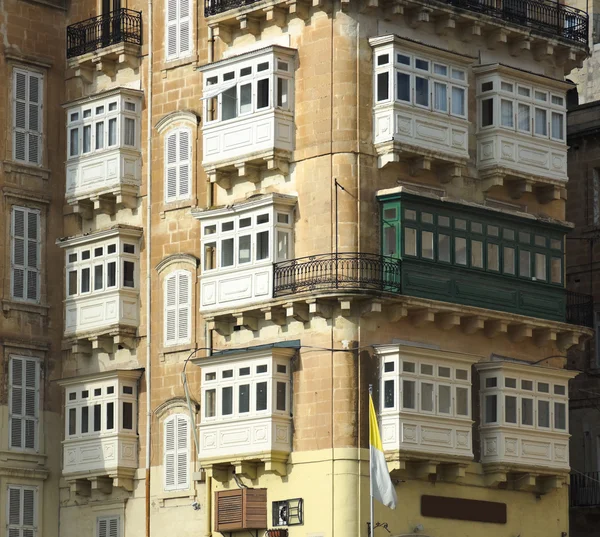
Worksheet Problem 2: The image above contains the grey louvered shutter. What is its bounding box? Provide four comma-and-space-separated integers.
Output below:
11, 207, 40, 302
13, 69, 42, 165
24, 359, 38, 449
26, 210, 39, 301
10, 358, 24, 448
8, 486, 36, 537
10, 357, 39, 450
12, 208, 26, 300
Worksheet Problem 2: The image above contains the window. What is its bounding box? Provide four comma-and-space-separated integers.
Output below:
9, 357, 39, 450
480, 368, 568, 432
164, 414, 189, 490
97, 516, 119, 537
380, 353, 471, 419
380, 199, 564, 285
164, 271, 191, 346
477, 75, 565, 141
66, 95, 139, 159
374, 47, 467, 119
11, 207, 40, 302
165, 129, 191, 203
166, 0, 191, 61
65, 237, 139, 298
7, 486, 36, 537
13, 68, 43, 165
64, 377, 137, 439
202, 50, 294, 124
200, 204, 294, 273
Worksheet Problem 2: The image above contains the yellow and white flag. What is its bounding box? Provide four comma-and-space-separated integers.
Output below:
369, 394, 397, 509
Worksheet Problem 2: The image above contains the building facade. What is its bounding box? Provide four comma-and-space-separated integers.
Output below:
0, 1, 594, 537
0, 1, 67, 537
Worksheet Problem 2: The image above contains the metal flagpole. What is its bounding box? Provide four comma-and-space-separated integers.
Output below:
369, 384, 374, 537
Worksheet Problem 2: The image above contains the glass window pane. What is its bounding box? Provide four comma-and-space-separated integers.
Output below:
108, 118, 117, 146
552, 112, 564, 139
277, 77, 289, 108
438, 234, 450, 262
397, 72, 410, 102
421, 364, 433, 375
438, 385, 451, 414
456, 369, 468, 380
383, 226, 397, 257
518, 103, 531, 132
505, 395, 517, 424
555, 402, 566, 430
456, 387, 469, 416
276, 382, 286, 411
122, 402, 133, 430
123, 261, 135, 288
421, 382, 434, 412
81, 267, 90, 293
451, 86, 465, 116
238, 235, 251, 264
205, 389, 216, 418
422, 230, 434, 259
277, 231, 290, 261
485, 394, 497, 423
482, 98, 494, 126
501, 99, 513, 127
107, 261, 116, 287
94, 404, 101, 432
377, 71, 389, 102
415, 58, 429, 70
68, 408, 77, 435
257, 230, 269, 260
204, 242, 216, 271
535, 253, 547, 280
81, 406, 89, 433
439, 215, 450, 227
68, 270, 78, 295
404, 228, 417, 256
222, 386, 233, 416
455, 219, 466, 230
487, 243, 499, 271
94, 264, 103, 291
522, 398, 533, 425
256, 381, 268, 411
471, 240, 483, 268
402, 380, 416, 409
106, 402, 114, 430
239, 384, 250, 413
455, 237, 467, 265
434, 82, 447, 112
439, 366, 451, 378
69, 128, 79, 156
535, 108, 547, 136
415, 77, 429, 107
222, 86, 238, 120
83, 125, 91, 153
538, 400, 550, 428
124, 118, 135, 146
503, 247, 515, 274
403, 361, 415, 373
240, 83, 252, 114
551, 257, 562, 284
95, 122, 104, 150
221, 238, 234, 267
519, 250, 531, 277
384, 379, 395, 409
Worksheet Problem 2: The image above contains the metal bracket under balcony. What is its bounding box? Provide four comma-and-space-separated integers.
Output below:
66, 9, 142, 81
64, 325, 137, 357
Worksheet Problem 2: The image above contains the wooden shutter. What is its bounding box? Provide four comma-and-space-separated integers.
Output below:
13, 69, 42, 165
178, 0, 191, 56
164, 414, 189, 490
164, 274, 177, 345
11, 207, 40, 302
215, 489, 267, 531
166, 0, 179, 60
165, 133, 178, 202
9, 357, 39, 450
7, 486, 36, 537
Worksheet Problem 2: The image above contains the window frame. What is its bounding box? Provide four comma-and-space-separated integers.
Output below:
164, 270, 192, 347
164, 127, 192, 203
7, 485, 37, 537
163, 413, 190, 491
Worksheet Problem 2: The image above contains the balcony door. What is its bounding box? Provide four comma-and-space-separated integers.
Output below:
101, 0, 122, 47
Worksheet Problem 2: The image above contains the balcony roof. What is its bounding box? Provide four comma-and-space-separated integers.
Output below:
192, 340, 300, 366
57, 224, 143, 248
62, 86, 143, 108
196, 44, 297, 73
473, 63, 575, 91
192, 192, 297, 220
58, 367, 144, 387
369, 34, 477, 64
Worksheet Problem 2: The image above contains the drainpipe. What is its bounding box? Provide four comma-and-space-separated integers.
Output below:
145, 0, 153, 535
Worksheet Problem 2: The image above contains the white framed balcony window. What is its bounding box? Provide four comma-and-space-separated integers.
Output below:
480, 369, 568, 432
202, 49, 294, 125
67, 94, 140, 160
374, 48, 467, 119
65, 237, 139, 299
477, 76, 566, 141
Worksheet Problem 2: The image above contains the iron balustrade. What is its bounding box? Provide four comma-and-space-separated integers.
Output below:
203, 0, 587, 46
571, 472, 600, 507
66, 8, 142, 59
566, 290, 594, 328
273, 253, 402, 296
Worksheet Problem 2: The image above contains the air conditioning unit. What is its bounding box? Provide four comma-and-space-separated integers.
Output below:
215, 488, 267, 532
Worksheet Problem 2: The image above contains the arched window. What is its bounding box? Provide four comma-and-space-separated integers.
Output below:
164, 413, 190, 491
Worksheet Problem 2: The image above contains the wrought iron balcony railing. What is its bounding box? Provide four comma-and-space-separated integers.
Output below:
204, 0, 587, 46
66, 8, 142, 59
273, 253, 402, 296
571, 472, 600, 507
566, 290, 594, 328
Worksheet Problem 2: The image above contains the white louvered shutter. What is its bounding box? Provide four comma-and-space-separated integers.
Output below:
179, 0, 191, 57
177, 271, 191, 343
165, 133, 178, 202
97, 517, 119, 537
164, 274, 177, 345
178, 130, 190, 198
164, 414, 189, 490
11, 207, 40, 302
166, 0, 179, 60
7, 486, 36, 537
13, 69, 42, 165
10, 357, 39, 450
